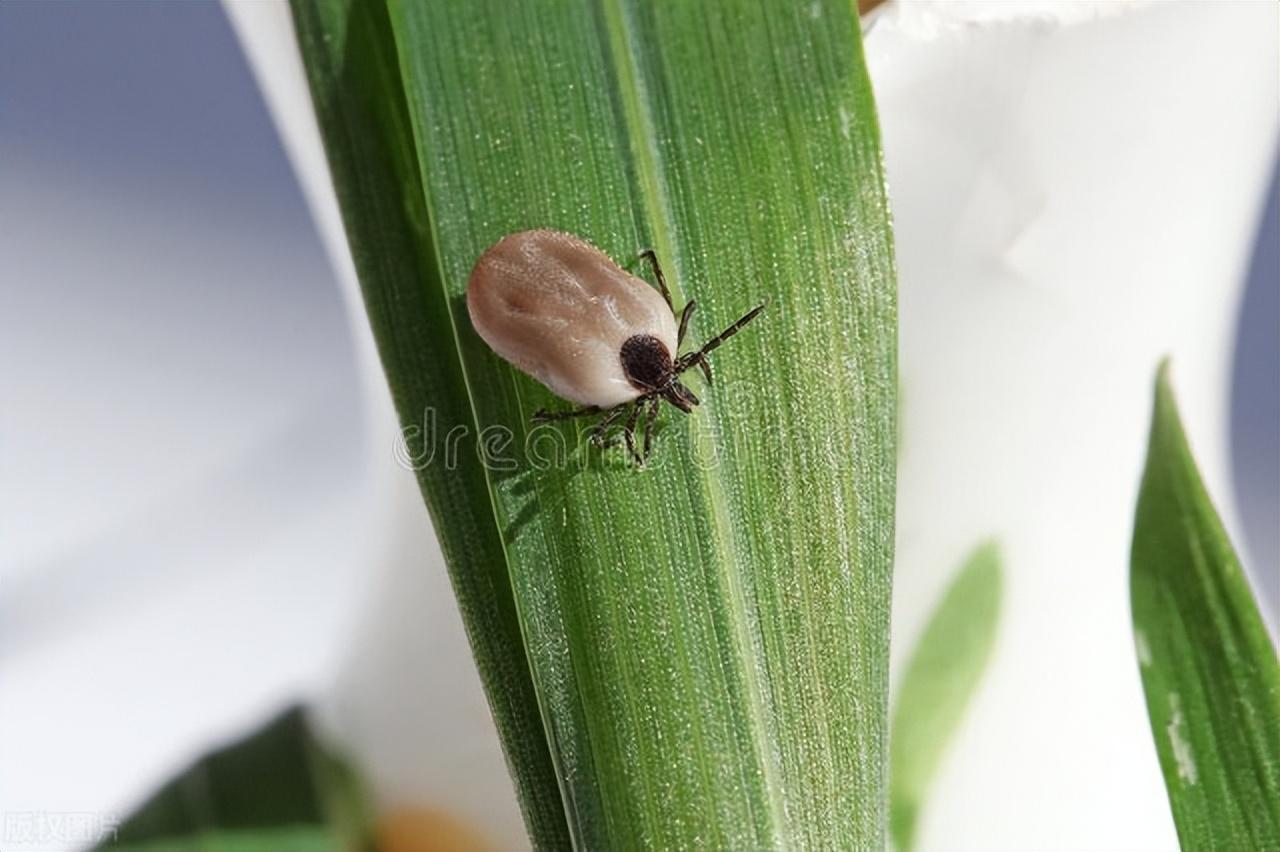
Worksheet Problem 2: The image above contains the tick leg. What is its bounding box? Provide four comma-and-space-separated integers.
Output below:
677, 299, 696, 346
641, 396, 661, 461
676, 301, 712, 384
698, 356, 713, 385
638, 248, 673, 313
590, 404, 629, 447
675, 350, 713, 385
677, 301, 768, 375
531, 404, 601, 423
622, 400, 644, 466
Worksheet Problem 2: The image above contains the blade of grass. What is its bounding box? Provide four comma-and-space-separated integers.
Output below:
293, 0, 896, 845
104, 706, 370, 851
1130, 360, 1280, 849
286, 1, 570, 845
889, 540, 1002, 852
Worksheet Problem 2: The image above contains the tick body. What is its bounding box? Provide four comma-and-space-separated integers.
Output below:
467, 229, 765, 464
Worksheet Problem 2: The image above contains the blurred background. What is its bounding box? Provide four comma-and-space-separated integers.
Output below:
1, 1, 1275, 849
1, 0, 382, 838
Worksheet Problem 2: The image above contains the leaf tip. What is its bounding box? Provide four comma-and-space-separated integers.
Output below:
1153, 355, 1175, 407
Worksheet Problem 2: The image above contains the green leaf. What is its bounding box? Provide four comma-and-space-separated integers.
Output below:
290, 0, 896, 846
112, 827, 336, 852
285, 1, 568, 845
104, 706, 371, 851
1130, 360, 1280, 849
890, 540, 1002, 852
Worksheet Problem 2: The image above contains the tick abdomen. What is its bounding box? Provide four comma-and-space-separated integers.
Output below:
467, 230, 678, 407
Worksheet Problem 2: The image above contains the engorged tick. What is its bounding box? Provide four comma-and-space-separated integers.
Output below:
466, 229, 765, 465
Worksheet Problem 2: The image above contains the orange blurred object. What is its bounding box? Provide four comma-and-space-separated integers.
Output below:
376, 808, 494, 852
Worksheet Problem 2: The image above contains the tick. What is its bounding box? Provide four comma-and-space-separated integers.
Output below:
466, 229, 765, 465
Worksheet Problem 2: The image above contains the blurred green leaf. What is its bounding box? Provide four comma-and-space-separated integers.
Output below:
291, 0, 896, 846
104, 706, 370, 852
1130, 360, 1280, 849
114, 828, 335, 852
890, 540, 1002, 852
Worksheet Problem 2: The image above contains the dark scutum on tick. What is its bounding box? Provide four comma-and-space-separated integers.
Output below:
621, 335, 676, 390
620, 333, 701, 414
533, 248, 765, 466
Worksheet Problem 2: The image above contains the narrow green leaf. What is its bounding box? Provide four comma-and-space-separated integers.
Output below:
293, 0, 896, 846
890, 540, 1002, 852
286, 1, 570, 845
104, 706, 370, 851
1130, 360, 1280, 849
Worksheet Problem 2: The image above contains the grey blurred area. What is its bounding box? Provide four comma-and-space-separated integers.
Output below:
0, 0, 371, 830
1233, 159, 1280, 616
0, 1, 361, 605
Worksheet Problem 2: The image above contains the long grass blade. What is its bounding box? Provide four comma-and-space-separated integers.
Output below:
890, 540, 1002, 852
294, 0, 896, 844
286, 0, 571, 844
1130, 360, 1280, 848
